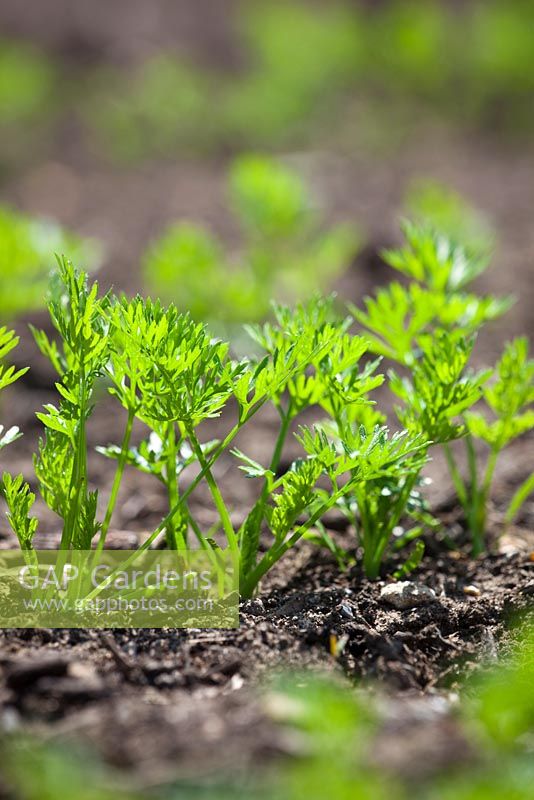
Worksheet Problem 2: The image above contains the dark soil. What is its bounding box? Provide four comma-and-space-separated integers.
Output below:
0, 527, 532, 781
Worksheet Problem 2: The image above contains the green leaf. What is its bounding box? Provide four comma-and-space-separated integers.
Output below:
2, 473, 38, 550
267, 459, 323, 542
391, 330, 489, 443
231, 449, 273, 480
505, 472, 534, 525
393, 540, 425, 580
467, 338, 534, 449
383, 219, 490, 292
238, 500, 266, 579
73, 490, 101, 549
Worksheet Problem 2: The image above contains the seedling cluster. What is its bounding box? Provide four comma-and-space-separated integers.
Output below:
1, 219, 532, 598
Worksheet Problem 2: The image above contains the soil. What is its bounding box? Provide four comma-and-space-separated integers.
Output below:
0, 508, 533, 785
0, 0, 533, 793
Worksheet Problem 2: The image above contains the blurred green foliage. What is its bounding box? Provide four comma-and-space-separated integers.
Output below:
0, 42, 56, 125
87, 0, 534, 162
404, 179, 495, 261
0, 206, 98, 321
143, 155, 359, 328
3, 1, 534, 165
87, 55, 215, 162
220, 1, 363, 149
1, 740, 138, 800
0, 41, 58, 165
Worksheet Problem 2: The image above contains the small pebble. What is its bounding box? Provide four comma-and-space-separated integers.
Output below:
243, 598, 265, 616
380, 581, 436, 610
340, 602, 354, 619
463, 584, 481, 597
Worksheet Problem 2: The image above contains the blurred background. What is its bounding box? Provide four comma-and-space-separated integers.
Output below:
0, 0, 533, 349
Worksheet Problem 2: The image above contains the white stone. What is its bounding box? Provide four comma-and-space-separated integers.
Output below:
380, 581, 436, 610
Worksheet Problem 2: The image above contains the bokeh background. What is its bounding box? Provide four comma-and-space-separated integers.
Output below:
1, 0, 533, 345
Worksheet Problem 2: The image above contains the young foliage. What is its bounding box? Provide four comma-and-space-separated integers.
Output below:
0, 326, 27, 451
353, 281, 509, 367
353, 221, 511, 366
2, 473, 38, 551
31, 259, 110, 550
98, 295, 247, 551
299, 421, 433, 579
3, 219, 532, 598
353, 218, 529, 555
390, 331, 490, 443
235, 295, 398, 591
0, 326, 28, 394
455, 337, 534, 553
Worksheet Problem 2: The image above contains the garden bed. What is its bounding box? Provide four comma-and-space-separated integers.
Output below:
1, 489, 532, 783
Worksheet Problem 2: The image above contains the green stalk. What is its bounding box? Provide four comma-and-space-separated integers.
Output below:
95, 407, 135, 557
165, 421, 187, 549
465, 438, 480, 531
241, 485, 346, 599
465, 434, 479, 501
242, 403, 292, 545
471, 447, 499, 556
60, 373, 88, 551
84, 377, 303, 602
505, 471, 534, 528
362, 542, 384, 581
359, 496, 383, 580
186, 425, 239, 562
270, 405, 292, 478
443, 443, 468, 509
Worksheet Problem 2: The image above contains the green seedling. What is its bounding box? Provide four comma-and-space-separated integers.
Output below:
143, 156, 359, 332
3, 263, 427, 594
353, 220, 511, 366
353, 219, 531, 554
315, 331, 487, 578
5, 260, 111, 553
298, 422, 431, 581
2, 217, 532, 592
404, 179, 495, 261
463, 338, 534, 553
97, 295, 247, 553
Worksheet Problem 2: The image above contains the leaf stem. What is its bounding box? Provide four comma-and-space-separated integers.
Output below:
165, 421, 187, 549
470, 446, 499, 556
443, 443, 468, 509
241, 402, 292, 544
95, 407, 135, 557
241, 484, 345, 599
186, 425, 239, 562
